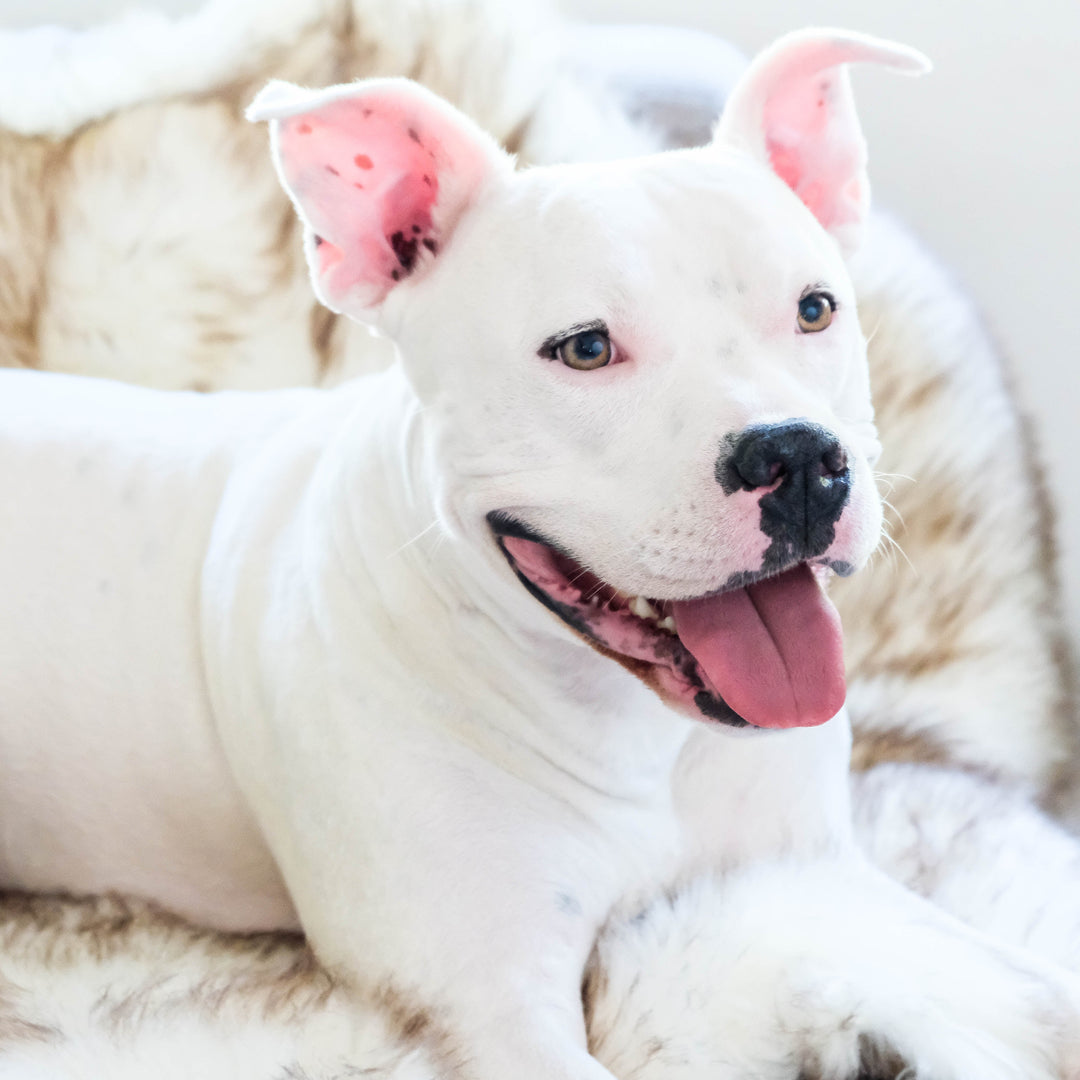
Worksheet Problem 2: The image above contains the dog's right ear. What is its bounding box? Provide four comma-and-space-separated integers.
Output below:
248, 78, 512, 322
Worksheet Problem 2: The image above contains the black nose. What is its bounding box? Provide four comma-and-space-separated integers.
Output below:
718, 420, 851, 565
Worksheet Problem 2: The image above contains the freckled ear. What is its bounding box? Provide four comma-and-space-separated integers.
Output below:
714, 29, 929, 256
247, 77, 512, 322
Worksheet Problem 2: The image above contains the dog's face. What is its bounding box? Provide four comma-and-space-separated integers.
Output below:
252, 30, 928, 731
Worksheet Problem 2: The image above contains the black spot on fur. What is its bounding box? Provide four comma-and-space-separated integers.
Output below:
556, 893, 582, 916
313, 235, 325, 247
719, 568, 767, 591
408, 127, 422, 144
389, 230, 419, 273
715, 431, 743, 496
412, 224, 421, 234
391, 269, 400, 281
422, 238, 437, 254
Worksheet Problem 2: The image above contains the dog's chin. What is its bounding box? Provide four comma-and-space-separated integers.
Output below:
487, 513, 848, 731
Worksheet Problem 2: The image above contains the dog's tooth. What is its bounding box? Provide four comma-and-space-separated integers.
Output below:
657, 615, 677, 635
629, 596, 659, 621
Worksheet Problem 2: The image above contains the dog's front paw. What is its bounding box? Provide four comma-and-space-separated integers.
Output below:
586, 860, 1080, 1080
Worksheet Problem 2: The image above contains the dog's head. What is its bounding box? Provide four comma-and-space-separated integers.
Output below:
251, 29, 928, 731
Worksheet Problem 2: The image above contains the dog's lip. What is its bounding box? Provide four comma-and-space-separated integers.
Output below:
486, 511, 751, 728
487, 511, 560, 550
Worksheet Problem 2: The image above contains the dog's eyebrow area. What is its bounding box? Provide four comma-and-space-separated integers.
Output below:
537, 319, 608, 357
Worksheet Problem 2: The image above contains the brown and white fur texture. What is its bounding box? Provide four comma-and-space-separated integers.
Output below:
0, 1, 1076, 1078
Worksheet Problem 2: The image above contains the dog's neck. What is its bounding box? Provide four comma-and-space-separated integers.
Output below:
312, 364, 693, 804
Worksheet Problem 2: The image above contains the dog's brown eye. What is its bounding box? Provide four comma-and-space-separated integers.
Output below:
797, 291, 835, 333
557, 331, 613, 370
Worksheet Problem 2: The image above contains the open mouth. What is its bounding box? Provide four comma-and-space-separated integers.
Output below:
489, 514, 846, 729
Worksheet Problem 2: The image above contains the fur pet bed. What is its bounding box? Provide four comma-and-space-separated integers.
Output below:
0, 0, 1076, 1075
4, 769, 1080, 1078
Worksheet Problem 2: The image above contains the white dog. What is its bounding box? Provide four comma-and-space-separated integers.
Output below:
0, 29, 1077, 1079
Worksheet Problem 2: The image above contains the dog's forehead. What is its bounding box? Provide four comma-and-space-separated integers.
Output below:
468, 149, 847, 300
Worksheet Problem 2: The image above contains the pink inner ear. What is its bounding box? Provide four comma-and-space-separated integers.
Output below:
277, 98, 443, 303
763, 71, 864, 233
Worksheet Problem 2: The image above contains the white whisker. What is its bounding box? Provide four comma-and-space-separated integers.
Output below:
386, 518, 441, 560
880, 495, 908, 533
863, 312, 885, 347
880, 527, 916, 576
875, 469, 916, 485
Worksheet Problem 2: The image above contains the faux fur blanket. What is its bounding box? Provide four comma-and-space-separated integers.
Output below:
0, 0, 1076, 1075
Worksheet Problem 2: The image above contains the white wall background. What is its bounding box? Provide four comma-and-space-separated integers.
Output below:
2, 0, 1078, 655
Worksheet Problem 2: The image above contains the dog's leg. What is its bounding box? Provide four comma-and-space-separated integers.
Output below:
854, 762, 1080, 974
587, 856, 1080, 1080
260, 722, 673, 1080
300, 867, 628, 1080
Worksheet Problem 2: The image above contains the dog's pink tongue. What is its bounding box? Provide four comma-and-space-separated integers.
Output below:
671, 564, 845, 729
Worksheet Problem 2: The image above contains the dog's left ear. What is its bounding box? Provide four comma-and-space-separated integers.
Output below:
715, 29, 929, 255
248, 78, 512, 322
